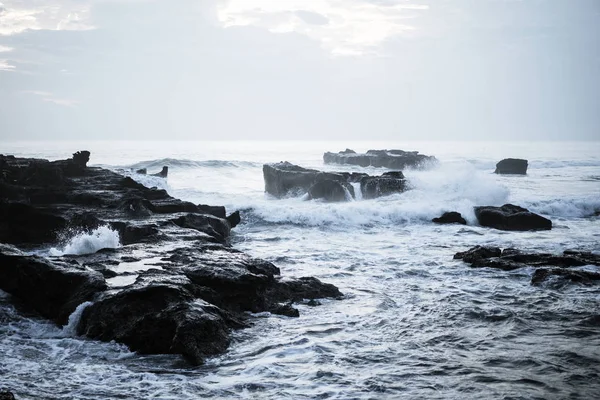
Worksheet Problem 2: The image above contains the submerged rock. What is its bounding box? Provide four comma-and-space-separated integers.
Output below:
323, 149, 436, 169
263, 162, 406, 201
455, 246, 600, 283
432, 211, 467, 225
495, 158, 528, 175
474, 204, 552, 231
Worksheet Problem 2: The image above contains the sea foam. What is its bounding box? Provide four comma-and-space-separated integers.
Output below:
49, 226, 120, 256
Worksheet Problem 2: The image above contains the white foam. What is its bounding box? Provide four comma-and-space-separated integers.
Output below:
49, 226, 120, 256
61, 301, 93, 337
351, 182, 363, 201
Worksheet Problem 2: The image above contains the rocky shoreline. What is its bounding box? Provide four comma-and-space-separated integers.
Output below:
0, 151, 342, 365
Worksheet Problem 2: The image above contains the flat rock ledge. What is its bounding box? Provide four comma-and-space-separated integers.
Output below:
323, 149, 436, 169
263, 161, 407, 201
454, 246, 600, 285
0, 152, 342, 365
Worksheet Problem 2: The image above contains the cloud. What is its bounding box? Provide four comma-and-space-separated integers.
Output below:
0, 0, 598, 140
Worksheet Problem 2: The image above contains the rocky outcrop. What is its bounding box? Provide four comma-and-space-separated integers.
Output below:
263, 162, 407, 201
432, 211, 467, 225
0, 390, 15, 400
323, 149, 436, 169
495, 158, 528, 174
0, 244, 107, 325
455, 246, 600, 285
0, 152, 342, 365
474, 204, 551, 231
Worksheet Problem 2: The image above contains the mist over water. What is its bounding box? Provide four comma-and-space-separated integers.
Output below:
1, 140, 599, 399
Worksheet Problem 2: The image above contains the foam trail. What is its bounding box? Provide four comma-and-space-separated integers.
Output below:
351, 182, 363, 201
49, 226, 120, 256
61, 301, 93, 337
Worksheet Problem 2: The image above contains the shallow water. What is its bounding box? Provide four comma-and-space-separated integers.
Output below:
1, 140, 599, 399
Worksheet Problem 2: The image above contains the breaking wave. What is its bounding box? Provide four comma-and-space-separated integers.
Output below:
49, 226, 120, 256
241, 164, 509, 228
127, 158, 261, 170
524, 197, 600, 218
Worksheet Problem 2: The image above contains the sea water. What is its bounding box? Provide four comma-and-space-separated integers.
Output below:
0, 140, 599, 399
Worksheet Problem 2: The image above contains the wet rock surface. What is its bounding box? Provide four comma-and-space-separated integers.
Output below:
263, 162, 406, 201
495, 158, 528, 174
455, 246, 600, 285
323, 149, 436, 169
432, 211, 467, 225
0, 152, 342, 364
474, 204, 552, 231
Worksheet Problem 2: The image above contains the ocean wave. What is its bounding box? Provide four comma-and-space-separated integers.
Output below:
49, 226, 121, 256
127, 158, 261, 170
239, 164, 510, 228
524, 197, 600, 218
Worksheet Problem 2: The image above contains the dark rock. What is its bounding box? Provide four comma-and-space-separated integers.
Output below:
151, 166, 168, 178
198, 204, 227, 219
226, 211, 241, 229
263, 162, 406, 201
0, 244, 107, 325
0, 390, 15, 400
531, 268, 600, 285
454, 246, 502, 262
0, 152, 342, 365
324, 149, 436, 169
308, 178, 353, 202
432, 211, 467, 225
474, 204, 552, 231
136, 168, 147, 174
72, 151, 91, 168
271, 303, 300, 317
360, 175, 406, 200
78, 282, 236, 365
495, 158, 528, 175
456, 246, 600, 274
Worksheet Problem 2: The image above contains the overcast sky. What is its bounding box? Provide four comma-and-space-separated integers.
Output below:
0, 0, 598, 141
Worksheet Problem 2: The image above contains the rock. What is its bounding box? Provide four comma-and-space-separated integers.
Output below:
495, 158, 528, 175
323, 149, 436, 169
263, 162, 406, 201
0, 152, 343, 365
455, 246, 600, 273
0, 244, 107, 325
308, 178, 354, 202
0, 390, 15, 400
198, 204, 226, 218
78, 281, 237, 366
136, 168, 147, 174
72, 150, 91, 168
151, 166, 168, 178
360, 175, 406, 200
454, 246, 502, 263
531, 268, 600, 285
432, 212, 467, 225
474, 204, 552, 231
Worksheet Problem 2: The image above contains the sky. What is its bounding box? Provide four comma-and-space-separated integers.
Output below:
0, 0, 598, 141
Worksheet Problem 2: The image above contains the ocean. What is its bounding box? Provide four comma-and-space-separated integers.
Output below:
1, 140, 599, 399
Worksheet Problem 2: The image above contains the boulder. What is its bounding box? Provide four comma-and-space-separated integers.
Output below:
0, 244, 107, 325
432, 211, 467, 225
360, 175, 406, 199
531, 268, 600, 285
474, 204, 552, 231
323, 149, 436, 169
78, 281, 236, 366
0, 390, 15, 400
495, 158, 528, 175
